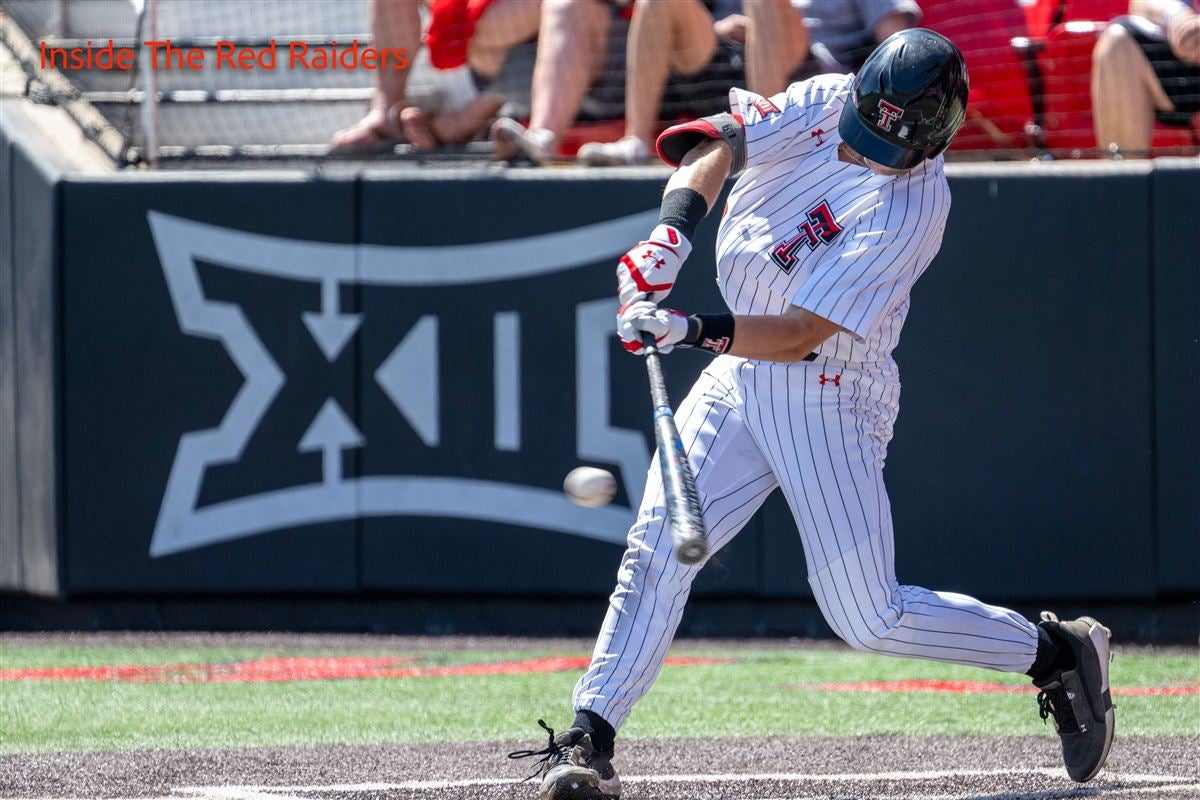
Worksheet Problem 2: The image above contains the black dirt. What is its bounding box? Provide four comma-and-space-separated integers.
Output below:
2, 735, 1198, 799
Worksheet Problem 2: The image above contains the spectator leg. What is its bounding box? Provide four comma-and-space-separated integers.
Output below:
742, 0, 808, 97
398, 0, 544, 150
523, 0, 612, 150
331, 0, 421, 148
470, 0, 544, 78
625, 0, 717, 146
1091, 23, 1175, 154
401, 96, 510, 150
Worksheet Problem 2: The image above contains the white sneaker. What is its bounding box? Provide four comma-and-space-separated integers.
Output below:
490, 119, 555, 164
577, 136, 652, 167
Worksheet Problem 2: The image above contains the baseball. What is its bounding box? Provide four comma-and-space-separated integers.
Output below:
563, 467, 618, 508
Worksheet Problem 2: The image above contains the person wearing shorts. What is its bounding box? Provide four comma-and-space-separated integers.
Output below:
576, 0, 918, 166
1092, 0, 1200, 154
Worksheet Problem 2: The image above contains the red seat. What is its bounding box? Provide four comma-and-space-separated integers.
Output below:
1040, 21, 1199, 153
1039, 21, 1104, 150
1022, 0, 1062, 39
1020, 1, 1127, 38
558, 120, 626, 158
1060, 0, 1128, 23
921, 0, 1035, 151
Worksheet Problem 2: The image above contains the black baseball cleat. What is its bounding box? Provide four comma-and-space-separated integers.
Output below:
1033, 612, 1115, 783
508, 720, 622, 799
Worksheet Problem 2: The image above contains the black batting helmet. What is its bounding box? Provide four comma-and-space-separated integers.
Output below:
838, 28, 969, 170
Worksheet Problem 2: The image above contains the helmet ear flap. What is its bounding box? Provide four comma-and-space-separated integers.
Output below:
927, 139, 952, 160
930, 87, 967, 159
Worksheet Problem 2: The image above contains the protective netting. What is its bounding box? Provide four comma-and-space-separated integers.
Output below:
3, 0, 1196, 164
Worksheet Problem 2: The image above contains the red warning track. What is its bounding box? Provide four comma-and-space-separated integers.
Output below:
0, 655, 727, 684
798, 679, 1199, 697
8, 659, 1190, 695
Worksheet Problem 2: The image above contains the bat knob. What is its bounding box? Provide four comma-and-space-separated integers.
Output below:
675, 540, 708, 566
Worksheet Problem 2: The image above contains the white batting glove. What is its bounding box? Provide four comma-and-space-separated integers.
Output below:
616, 224, 692, 305
617, 300, 690, 355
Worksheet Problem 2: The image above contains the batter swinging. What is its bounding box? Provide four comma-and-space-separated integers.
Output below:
509, 29, 1114, 799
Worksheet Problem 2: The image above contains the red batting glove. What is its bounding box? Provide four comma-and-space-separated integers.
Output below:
615, 224, 692, 306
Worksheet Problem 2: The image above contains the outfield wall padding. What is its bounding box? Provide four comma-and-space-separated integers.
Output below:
1, 131, 1195, 605
0, 115, 16, 590
0, 111, 64, 596
888, 167, 1157, 600
1152, 161, 1200, 594
58, 176, 361, 593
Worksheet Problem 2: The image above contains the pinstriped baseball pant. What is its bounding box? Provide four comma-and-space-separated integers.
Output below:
572, 355, 1039, 731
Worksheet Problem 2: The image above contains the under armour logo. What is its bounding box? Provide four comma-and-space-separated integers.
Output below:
641, 251, 666, 271
876, 99, 903, 132
810, 128, 826, 145
818, 373, 841, 387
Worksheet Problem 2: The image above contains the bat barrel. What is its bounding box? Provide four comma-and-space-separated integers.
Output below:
642, 333, 709, 566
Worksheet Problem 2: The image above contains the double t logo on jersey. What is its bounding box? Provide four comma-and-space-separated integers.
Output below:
769, 200, 844, 273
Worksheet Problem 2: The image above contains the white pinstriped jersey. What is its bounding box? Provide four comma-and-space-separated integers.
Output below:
716, 73, 951, 364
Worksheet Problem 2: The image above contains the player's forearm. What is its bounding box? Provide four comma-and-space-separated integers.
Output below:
727, 313, 838, 362
664, 139, 733, 211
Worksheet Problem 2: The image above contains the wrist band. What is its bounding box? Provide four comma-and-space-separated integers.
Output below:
680, 312, 735, 355
659, 188, 709, 240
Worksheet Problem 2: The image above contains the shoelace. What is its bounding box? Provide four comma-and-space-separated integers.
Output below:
507, 719, 571, 781
1037, 685, 1080, 734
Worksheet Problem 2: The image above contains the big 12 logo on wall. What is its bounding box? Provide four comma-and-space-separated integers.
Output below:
146, 210, 659, 557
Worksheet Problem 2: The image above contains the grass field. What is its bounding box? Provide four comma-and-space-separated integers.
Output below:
3, 636, 1197, 755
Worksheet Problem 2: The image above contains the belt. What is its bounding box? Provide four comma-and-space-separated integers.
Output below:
802, 352, 819, 362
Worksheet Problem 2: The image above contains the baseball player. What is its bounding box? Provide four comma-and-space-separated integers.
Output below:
509, 29, 1114, 800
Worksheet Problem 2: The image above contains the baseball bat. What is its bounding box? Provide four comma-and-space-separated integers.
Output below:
640, 332, 708, 565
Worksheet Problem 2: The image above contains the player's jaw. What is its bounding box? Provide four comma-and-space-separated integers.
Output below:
838, 142, 911, 176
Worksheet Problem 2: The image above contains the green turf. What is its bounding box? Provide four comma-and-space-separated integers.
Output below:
1, 642, 1196, 753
